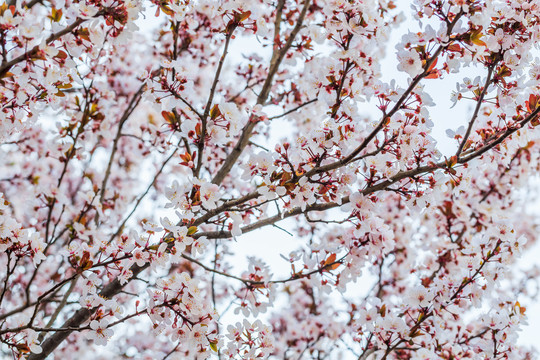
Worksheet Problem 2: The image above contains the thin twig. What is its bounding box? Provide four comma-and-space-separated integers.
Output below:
195, 30, 235, 177
456, 65, 495, 157
268, 98, 317, 120
38, 275, 79, 342
99, 83, 146, 206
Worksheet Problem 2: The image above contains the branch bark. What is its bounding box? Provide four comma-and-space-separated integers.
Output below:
28, 264, 148, 360
0, 17, 87, 77
211, 0, 311, 185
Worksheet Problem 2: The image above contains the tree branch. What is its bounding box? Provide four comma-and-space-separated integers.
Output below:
99, 83, 146, 206
195, 30, 234, 177
456, 65, 495, 157
0, 17, 87, 77
211, 0, 311, 185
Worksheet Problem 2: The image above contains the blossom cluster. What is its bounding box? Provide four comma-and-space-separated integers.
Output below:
1, 0, 540, 359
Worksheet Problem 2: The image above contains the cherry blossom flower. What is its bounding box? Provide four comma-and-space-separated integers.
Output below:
259, 183, 286, 201
86, 319, 114, 346
397, 50, 423, 77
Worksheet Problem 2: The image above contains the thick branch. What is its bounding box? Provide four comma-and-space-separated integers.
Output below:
212, 0, 311, 185
28, 264, 148, 360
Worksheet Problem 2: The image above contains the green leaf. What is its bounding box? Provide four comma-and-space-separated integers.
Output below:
209, 340, 218, 352
187, 226, 198, 236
